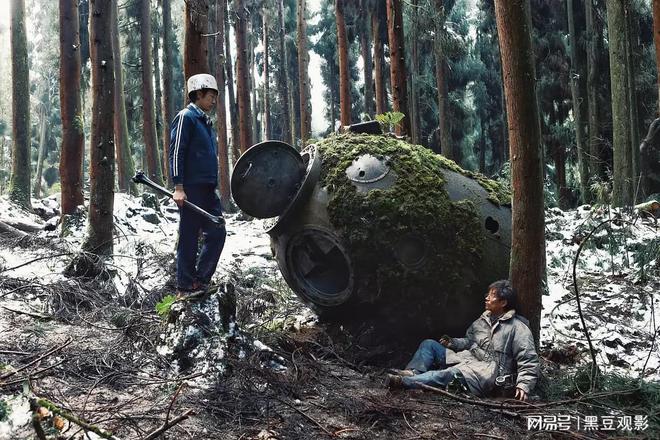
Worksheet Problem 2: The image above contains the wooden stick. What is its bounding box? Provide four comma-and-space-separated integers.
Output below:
140, 409, 194, 440
33, 397, 118, 439
418, 384, 638, 410
0, 305, 52, 321
0, 338, 72, 382
29, 398, 48, 440
0, 360, 65, 387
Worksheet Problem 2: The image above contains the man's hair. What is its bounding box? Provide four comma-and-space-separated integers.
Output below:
188, 88, 214, 103
489, 279, 517, 311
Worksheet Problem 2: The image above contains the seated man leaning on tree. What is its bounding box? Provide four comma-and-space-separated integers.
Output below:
387, 280, 539, 401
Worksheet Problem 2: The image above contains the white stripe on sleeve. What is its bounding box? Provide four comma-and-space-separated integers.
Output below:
172, 111, 185, 177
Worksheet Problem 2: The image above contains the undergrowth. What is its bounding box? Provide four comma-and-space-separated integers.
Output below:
540, 366, 660, 436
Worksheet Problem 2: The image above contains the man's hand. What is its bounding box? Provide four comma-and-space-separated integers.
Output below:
515, 387, 528, 402
173, 186, 187, 207
439, 335, 453, 348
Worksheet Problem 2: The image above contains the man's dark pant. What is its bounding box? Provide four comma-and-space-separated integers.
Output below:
176, 184, 226, 291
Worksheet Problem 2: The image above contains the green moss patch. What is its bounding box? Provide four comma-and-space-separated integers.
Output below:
315, 133, 500, 323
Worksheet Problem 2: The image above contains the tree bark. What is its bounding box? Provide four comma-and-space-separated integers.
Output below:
84, 0, 116, 256
249, 30, 259, 144
140, 0, 164, 185
184, 0, 210, 82
567, 0, 589, 204
606, 0, 633, 207
9, 0, 31, 209
161, 0, 174, 186
410, 0, 419, 144
653, 0, 660, 115
434, 0, 451, 160
33, 95, 49, 199
153, 10, 164, 161
336, 0, 351, 127
216, 0, 230, 207
585, 0, 601, 180
386, 0, 409, 136
360, 1, 374, 119
372, 3, 386, 115
59, 0, 85, 216
277, 0, 292, 145
112, 0, 137, 194
625, 3, 640, 202
263, 12, 271, 140
494, 0, 545, 345
224, 0, 240, 161
297, 0, 312, 144
234, 0, 253, 153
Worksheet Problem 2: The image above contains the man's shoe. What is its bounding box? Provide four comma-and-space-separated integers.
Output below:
385, 374, 404, 389
387, 368, 415, 377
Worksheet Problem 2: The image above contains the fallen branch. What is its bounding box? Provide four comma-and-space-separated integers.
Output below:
0, 338, 72, 383
0, 359, 66, 387
0, 220, 29, 239
140, 409, 194, 440
33, 397, 118, 439
29, 398, 48, 440
0, 304, 52, 321
418, 384, 639, 410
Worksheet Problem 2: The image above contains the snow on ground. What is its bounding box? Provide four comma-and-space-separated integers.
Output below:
542, 205, 660, 379
0, 193, 279, 291
1, 194, 658, 381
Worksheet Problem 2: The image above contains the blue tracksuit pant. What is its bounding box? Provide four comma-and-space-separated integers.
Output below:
176, 184, 226, 291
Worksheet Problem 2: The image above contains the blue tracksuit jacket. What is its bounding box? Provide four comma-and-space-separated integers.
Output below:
169, 103, 218, 186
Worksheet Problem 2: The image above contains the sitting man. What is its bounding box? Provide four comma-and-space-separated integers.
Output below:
387, 280, 539, 401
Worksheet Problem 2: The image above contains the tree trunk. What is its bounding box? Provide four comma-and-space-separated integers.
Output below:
263, 12, 271, 139
653, 0, 660, 115
410, 0, 419, 144
567, 0, 589, 204
297, 0, 312, 144
277, 0, 292, 145
494, 0, 545, 345
184, 0, 210, 82
625, 3, 640, 202
606, 0, 633, 207
59, 0, 85, 216
235, 0, 253, 153
553, 140, 570, 209
249, 32, 259, 144
161, 0, 174, 186
153, 10, 163, 160
479, 121, 487, 173
9, 0, 31, 209
585, 0, 601, 180
33, 97, 49, 198
216, 0, 230, 207
336, 0, 351, 127
434, 0, 451, 160
360, 2, 374, 119
386, 0, 409, 136
112, 0, 137, 194
224, 0, 240, 161
372, 3, 387, 115
140, 0, 164, 185
207, 0, 216, 77
84, 0, 115, 256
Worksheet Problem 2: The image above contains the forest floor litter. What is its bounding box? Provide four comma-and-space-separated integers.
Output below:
0, 193, 658, 439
